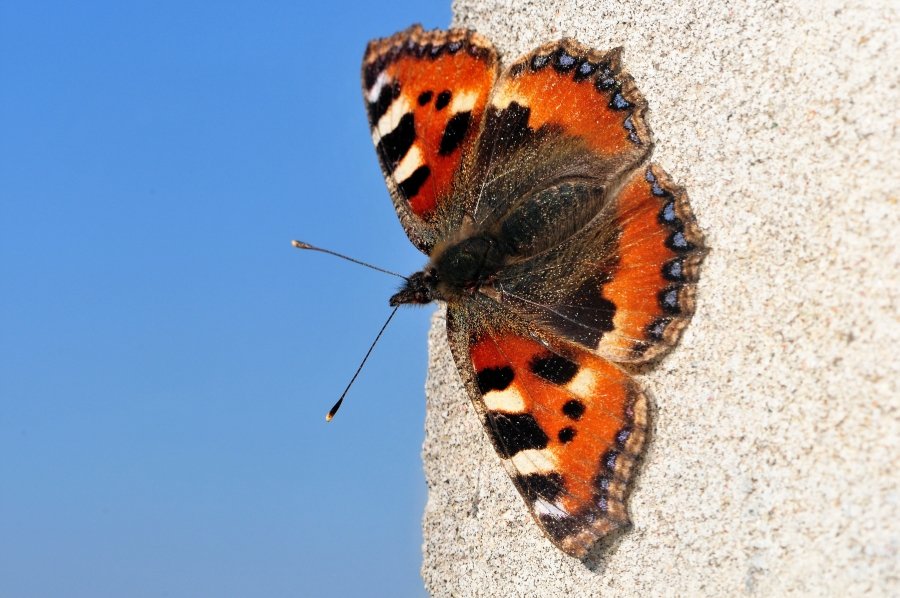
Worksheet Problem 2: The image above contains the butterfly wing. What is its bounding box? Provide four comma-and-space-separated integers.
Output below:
495, 163, 706, 363
362, 25, 499, 253
446, 305, 648, 558
457, 39, 652, 239
442, 38, 705, 363
594, 164, 705, 361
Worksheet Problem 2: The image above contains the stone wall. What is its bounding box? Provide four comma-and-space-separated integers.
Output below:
420, 0, 898, 595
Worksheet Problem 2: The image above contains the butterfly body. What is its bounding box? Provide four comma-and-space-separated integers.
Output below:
391, 228, 504, 306
364, 25, 706, 557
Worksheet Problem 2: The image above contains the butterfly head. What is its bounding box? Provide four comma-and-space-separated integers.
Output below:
390, 233, 507, 307
389, 269, 438, 306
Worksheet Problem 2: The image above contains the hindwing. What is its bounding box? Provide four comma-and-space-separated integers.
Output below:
446, 308, 648, 558
494, 164, 706, 363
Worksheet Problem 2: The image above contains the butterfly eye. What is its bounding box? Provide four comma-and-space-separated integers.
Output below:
423, 269, 438, 285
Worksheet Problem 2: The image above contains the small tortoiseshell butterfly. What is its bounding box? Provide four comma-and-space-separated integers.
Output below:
362, 25, 705, 557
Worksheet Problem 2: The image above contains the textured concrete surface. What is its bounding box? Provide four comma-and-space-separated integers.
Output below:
420, 0, 899, 595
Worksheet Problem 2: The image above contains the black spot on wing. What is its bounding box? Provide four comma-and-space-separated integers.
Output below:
488, 412, 549, 458
482, 101, 532, 150
562, 400, 585, 421
530, 354, 578, 385
550, 272, 617, 348
396, 165, 430, 199
417, 90, 433, 106
363, 61, 382, 91
518, 472, 565, 502
435, 90, 451, 110
557, 427, 577, 443
476, 366, 514, 394
375, 112, 415, 172
438, 111, 471, 155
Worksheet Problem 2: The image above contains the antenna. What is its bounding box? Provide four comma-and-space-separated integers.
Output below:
325, 305, 399, 422
292, 240, 407, 280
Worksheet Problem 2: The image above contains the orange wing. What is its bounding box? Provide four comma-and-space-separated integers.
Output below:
446, 310, 648, 557
596, 164, 706, 361
494, 163, 706, 364
363, 25, 498, 253
462, 38, 652, 230
487, 40, 650, 156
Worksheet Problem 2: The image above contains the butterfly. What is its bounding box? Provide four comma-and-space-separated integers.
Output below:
362, 25, 705, 557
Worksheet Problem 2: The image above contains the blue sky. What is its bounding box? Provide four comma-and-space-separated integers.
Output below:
1, 2, 451, 596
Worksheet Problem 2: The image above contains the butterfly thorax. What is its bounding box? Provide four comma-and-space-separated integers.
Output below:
389, 233, 506, 306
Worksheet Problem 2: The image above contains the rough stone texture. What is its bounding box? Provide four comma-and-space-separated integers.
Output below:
420, 0, 899, 596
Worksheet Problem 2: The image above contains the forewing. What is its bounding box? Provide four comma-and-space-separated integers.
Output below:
494, 164, 706, 363
363, 25, 498, 253
454, 38, 652, 241
446, 307, 648, 558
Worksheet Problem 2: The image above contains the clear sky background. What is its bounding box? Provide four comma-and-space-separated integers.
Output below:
1, 2, 451, 596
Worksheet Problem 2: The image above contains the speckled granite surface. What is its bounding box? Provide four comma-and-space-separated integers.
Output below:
420, 0, 899, 595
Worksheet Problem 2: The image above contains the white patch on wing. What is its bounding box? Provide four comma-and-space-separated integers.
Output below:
533, 498, 568, 519
392, 145, 423, 182
375, 96, 411, 138
510, 448, 557, 475
483, 386, 526, 412
450, 90, 479, 114
566, 367, 596, 399
366, 72, 389, 102
489, 88, 528, 110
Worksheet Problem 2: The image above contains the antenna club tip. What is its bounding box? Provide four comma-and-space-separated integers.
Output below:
325, 414, 334, 422
291, 240, 311, 249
